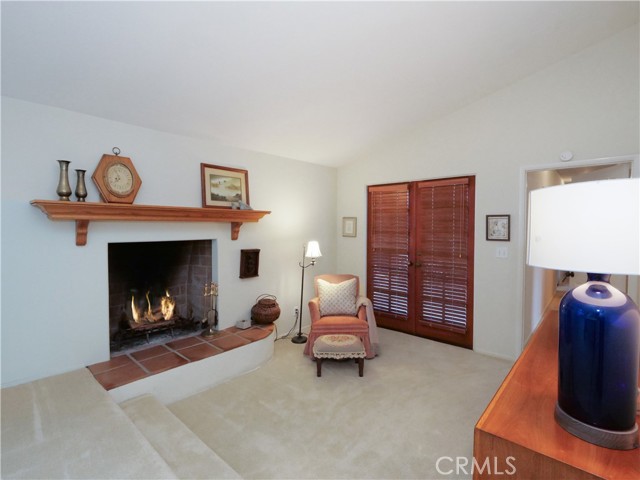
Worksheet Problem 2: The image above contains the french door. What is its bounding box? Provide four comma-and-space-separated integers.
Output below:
367, 176, 475, 349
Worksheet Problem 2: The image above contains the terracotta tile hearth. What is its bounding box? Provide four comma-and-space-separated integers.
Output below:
88, 325, 274, 390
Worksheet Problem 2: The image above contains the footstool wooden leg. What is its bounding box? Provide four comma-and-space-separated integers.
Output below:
313, 335, 365, 378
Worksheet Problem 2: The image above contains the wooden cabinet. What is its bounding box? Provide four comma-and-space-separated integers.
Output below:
31, 200, 270, 245
473, 310, 639, 479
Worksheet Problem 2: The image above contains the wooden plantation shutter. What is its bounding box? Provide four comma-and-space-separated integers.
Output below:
367, 176, 474, 349
415, 177, 474, 348
367, 184, 410, 323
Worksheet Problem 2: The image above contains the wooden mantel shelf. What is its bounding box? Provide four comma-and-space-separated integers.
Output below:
31, 200, 270, 246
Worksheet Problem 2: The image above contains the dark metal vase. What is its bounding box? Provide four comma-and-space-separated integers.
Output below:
56, 160, 72, 201
74, 169, 87, 202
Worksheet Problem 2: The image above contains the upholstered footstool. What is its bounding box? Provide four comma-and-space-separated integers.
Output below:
312, 334, 366, 377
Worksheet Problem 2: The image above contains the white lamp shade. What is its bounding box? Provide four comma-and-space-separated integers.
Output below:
305, 241, 322, 259
527, 178, 640, 275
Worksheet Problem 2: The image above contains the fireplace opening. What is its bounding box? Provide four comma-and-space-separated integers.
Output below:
108, 239, 214, 355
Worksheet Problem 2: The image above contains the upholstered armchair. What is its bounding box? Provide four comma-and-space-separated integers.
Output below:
303, 274, 377, 359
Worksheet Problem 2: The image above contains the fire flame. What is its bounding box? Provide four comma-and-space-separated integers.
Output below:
131, 295, 141, 323
161, 290, 175, 321
145, 291, 152, 317
130, 289, 176, 323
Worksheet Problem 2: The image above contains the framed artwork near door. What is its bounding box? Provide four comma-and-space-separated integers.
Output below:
342, 217, 357, 237
486, 214, 510, 241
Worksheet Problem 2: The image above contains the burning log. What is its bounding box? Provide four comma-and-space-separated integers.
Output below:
147, 308, 164, 323
113, 286, 201, 352
131, 289, 176, 324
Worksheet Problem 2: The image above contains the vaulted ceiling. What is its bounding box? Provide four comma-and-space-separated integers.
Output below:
2, 1, 638, 166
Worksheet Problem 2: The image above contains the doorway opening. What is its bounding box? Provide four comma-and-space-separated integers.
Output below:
521, 155, 638, 347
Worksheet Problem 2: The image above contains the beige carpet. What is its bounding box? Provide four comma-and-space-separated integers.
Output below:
1, 328, 512, 480
121, 394, 241, 479
169, 328, 512, 480
1, 369, 176, 479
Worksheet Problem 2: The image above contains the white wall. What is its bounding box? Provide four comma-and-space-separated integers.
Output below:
336, 25, 640, 360
524, 169, 563, 342
1, 98, 337, 387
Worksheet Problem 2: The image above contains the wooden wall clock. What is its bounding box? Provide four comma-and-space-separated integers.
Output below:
92, 148, 142, 204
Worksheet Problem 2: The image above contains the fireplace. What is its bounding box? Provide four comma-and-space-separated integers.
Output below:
108, 239, 214, 354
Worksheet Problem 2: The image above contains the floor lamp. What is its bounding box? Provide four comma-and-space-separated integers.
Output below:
527, 178, 639, 450
292, 240, 322, 344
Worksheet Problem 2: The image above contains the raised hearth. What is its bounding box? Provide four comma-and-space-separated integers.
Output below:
89, 325, 274, 390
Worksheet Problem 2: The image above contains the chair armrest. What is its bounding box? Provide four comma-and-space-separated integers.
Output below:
357, 296, 369, 322
308, 297, 321, 323
357, 304, 367, 321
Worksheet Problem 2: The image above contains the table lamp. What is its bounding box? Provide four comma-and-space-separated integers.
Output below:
527, 178, 639, 450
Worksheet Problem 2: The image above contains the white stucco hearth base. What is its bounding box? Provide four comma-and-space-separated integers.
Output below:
109, 330, 275, 405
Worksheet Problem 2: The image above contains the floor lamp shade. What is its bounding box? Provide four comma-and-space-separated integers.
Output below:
527, 178, 640, 450
305, 241, 322, 259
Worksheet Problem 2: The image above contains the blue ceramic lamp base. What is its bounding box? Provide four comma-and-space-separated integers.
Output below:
557, 274, 640, 451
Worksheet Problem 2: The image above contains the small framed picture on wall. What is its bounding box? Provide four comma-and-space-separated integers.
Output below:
342, 217, 357, 237
486, 214, 510, 241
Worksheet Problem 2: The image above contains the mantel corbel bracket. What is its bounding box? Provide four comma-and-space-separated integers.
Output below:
230, 222, 243, 241
76, 220, 89, 246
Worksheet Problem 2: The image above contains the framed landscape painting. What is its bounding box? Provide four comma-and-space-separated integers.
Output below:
201, 163, 249, 208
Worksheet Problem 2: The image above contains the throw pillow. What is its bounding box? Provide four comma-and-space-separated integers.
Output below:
317, 278, 358, 316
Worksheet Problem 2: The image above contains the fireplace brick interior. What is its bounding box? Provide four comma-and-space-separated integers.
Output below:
108, 239, 213, 354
